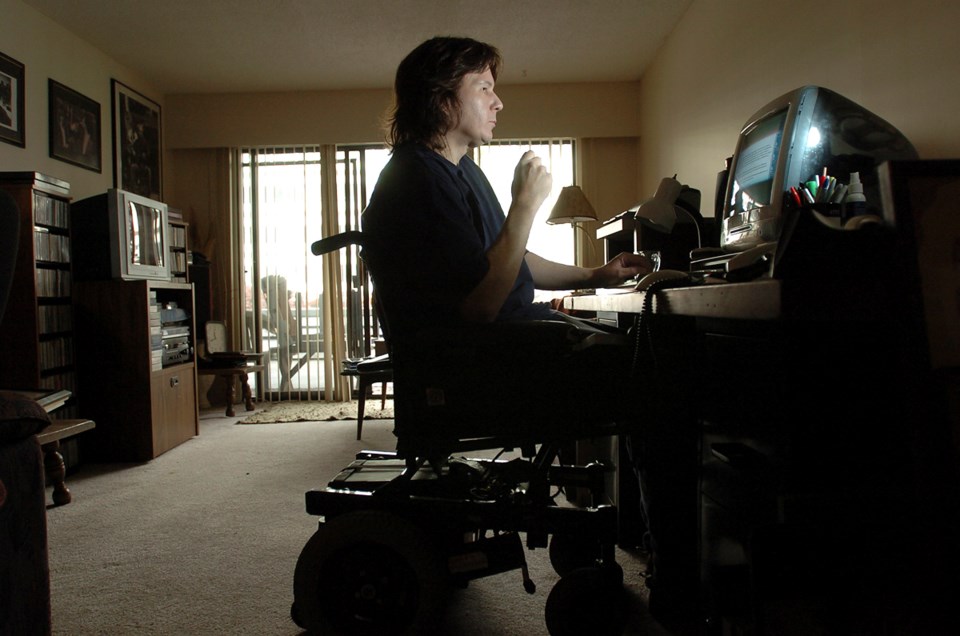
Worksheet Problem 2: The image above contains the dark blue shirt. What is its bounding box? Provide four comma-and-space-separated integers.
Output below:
361, 143, 552, 342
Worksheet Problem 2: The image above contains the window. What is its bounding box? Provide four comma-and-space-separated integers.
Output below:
475, 139, 576, 266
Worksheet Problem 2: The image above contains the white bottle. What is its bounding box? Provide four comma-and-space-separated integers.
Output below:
843, 172, 867, 221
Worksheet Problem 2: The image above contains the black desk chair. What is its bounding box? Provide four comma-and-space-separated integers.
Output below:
293, 230, 639, 636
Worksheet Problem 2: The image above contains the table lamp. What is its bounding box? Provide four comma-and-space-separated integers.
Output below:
546, 185, 599, 225
546, 185, 598, 264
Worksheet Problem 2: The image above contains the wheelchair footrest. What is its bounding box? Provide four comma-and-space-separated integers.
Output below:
328, 457, 438, 492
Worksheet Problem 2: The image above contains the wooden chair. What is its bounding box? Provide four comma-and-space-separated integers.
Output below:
340, 353, 392, 440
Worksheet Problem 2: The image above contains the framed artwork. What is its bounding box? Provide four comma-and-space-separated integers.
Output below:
0, 51, 26, 147
111, 79, 162, 200
48, 79, 102, 172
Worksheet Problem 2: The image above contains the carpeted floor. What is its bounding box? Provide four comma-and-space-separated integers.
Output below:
238, 399, 394, 424
45, 407, 670, 635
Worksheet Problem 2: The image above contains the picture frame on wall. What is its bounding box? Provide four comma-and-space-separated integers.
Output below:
49, 79, 102, 172
111, 79, 162, 200
0, 51, 26, 148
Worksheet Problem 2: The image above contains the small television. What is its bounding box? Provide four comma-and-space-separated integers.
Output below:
72, 188, 171, 281
721, 86, 918, 252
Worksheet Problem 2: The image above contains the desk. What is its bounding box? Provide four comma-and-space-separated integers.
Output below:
197, 364, 264, 417
566, 279, 780, 320
565, 273, 959, 631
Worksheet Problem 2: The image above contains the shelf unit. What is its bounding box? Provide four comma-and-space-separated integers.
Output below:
168, 218, 189, 283
0, 172, 79, 419
73, 279, 198, 461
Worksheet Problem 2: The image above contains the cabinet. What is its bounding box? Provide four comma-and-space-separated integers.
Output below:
73, 279, 198, 461
0, 172, 79, 418
168, 218, 189, 283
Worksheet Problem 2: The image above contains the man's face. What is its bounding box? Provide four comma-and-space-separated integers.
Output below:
448, 68, 503, 150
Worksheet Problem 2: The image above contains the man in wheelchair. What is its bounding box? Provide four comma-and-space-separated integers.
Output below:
361, 34, 652, 452
292, 36, 688, 635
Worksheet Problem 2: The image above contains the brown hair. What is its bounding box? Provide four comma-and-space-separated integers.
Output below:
386, 37, 502, 150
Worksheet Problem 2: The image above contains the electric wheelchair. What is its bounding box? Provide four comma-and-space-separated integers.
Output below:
291, 231, 647, 635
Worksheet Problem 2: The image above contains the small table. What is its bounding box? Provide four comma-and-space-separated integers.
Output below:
197, 364, 265, 417
37, 418, 95, 506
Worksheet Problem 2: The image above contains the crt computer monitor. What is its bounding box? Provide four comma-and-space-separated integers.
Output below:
721, 85, 918, 252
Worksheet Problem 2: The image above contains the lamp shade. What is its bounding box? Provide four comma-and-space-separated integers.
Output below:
546, 185, 598, 225
631, 176, 683, 233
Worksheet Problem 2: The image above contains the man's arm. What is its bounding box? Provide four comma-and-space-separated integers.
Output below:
458, 151, 552, 322
526, 251, 652, 290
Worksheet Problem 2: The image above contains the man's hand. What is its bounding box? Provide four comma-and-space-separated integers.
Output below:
525, 251, 656, 291
510, 150, 552, 217
592, 251, 655, 288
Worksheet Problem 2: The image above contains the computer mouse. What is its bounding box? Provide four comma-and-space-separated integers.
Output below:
634, 269, 689, 291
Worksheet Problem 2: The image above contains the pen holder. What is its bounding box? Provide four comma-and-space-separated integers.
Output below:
802, 202, 843, 230
805, 202, 841, 218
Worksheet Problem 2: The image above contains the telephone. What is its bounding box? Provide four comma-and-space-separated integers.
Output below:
634, 269, 690, 291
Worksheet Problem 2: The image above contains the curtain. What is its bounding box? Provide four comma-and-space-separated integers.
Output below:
320, 144, 350, 401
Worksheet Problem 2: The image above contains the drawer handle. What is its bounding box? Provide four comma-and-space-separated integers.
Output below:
169, 376, 179, 388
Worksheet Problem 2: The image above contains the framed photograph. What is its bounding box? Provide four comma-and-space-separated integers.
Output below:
111, 79, 162, 199
48, 79, 102, 172
0, 51, 25, 147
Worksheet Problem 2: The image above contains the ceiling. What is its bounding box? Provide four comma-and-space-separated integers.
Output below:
21, 0, 692, 95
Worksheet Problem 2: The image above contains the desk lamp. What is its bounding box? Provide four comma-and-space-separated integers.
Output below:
631, 176, 702, 248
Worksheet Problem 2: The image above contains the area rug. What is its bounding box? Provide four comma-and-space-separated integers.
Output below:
237, 400, 394, 424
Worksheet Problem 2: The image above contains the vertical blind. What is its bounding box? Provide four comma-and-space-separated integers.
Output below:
240, 146, 336, 401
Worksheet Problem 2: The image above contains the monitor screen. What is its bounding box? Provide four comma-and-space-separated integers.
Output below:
127, 199, 166, 269
727, 108, 788, 217
71, 188, 171, 282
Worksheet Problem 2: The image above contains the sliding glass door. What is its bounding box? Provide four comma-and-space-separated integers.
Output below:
240, 145, 389, 401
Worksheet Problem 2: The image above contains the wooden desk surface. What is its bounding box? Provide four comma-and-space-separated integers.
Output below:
564, 278, 782, 320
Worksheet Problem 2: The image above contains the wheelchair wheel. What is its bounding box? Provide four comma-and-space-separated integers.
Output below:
292, 510, 447, 635
545, 565, 627, 636
548, 533, 601, 576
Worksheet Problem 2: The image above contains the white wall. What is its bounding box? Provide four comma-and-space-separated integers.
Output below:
0, 0, 165, 200
164, 82, 642, 149
638, 0, 960, 216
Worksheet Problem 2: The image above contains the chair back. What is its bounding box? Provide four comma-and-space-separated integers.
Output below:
0, 190, 20, 325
